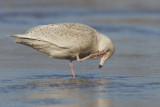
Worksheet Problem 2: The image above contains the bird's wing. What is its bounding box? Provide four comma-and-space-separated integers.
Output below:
26, 23, 97, 49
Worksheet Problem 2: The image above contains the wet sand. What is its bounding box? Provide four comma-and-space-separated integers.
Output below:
0, 2, 160, 107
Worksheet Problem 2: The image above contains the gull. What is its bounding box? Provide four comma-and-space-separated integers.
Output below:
11, 23, 115, 77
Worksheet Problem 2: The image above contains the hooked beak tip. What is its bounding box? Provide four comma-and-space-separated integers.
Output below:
98, 65, 103, 68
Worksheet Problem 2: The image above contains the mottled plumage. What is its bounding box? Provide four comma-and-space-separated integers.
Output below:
11, 23, 115, 77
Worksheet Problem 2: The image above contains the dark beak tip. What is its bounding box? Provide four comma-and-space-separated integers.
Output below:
98, 65, 103, 68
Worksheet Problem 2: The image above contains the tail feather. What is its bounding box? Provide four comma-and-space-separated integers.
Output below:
10, 34, 43, 48
10, 34, 31, 39
15, 38, 53, 54
10, 34, 69, 56
10, 34, 69, 49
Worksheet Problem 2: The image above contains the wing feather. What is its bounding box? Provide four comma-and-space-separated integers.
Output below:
26, 23, 97, 49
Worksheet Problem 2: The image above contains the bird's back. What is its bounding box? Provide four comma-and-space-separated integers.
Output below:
26, 23, 97, 49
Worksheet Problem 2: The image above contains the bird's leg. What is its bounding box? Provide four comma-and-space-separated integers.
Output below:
76, 50, 106, 62
69, 60, 75, 77
90, 50, 106, 58
76, 54, 92, 62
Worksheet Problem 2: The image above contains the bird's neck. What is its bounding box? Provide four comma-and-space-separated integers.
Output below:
96, 33, 107, 51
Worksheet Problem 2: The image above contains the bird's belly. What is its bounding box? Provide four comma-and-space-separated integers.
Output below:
50, 49, 91, 60
50, 50, 76, 60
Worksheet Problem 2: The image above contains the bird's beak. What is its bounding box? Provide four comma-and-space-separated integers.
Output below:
98, 64, 103, 68
98, 56, 105, 68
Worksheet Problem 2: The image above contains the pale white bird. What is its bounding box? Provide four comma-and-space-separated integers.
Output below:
11, 23, 115, 77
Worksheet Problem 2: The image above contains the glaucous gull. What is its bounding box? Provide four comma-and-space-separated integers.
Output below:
11, 23, 115, 77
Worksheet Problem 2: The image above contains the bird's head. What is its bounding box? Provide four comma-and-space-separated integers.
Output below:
97, 33, 115, 68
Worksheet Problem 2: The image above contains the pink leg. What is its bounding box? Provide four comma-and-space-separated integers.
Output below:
76, 54, 92, 62
76, 50, 106, 62
69, 60, 75, 77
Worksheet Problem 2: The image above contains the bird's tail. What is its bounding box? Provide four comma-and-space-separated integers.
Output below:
10, 34, 36, 45
10, 34, 30, 39
10, 34, 35, 44
10, 34, 53, 55
10, 34, 67, 57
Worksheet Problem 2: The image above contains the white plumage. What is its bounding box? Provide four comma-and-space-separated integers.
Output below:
11, 23, 115, 77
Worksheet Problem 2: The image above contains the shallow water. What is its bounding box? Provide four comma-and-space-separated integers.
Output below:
0, 4, 160, 107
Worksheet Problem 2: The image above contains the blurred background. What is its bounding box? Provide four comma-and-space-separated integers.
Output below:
1, 0, 160, 9
0, 0, 160, 107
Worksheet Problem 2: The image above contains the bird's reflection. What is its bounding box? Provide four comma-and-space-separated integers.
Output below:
21, 74, 112, 107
